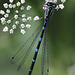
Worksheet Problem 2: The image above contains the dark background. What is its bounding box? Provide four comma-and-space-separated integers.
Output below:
0, 0, 75, 75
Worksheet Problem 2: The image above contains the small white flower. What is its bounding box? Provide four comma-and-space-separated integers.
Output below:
0, 10, 5, 15
21, 24, 25, 28
6, 9, 10, 13
33, 16, 39, 21
45, 0, 52, 2
3, 26, 8, 32
20, 6, 25, 10
12, 25, 16, 29
9, 4, 13, 8
22, 14, 26, 17
53, 0, 57, 3
14, 15, 18, 19
21, 0, 25, 4
0, 17, 6, 24
55, 5, 59, 10
1, 21, 6, 24
22, 18, 27, 22
9, 0, 14, 3
17, 2, 21, 7
59, 4, 64, 9
4, 14, 9, 18
10, 29, 14, 34
3, 3, 8, 8
0, 17, 6, 22
13, 4, 16, 8
61, 0, 66, 3
15, 21, 19, 25
26, 5, 32, 10
7, 20, 11, 24
15, 10, 19, 13
26, 24, 31, 29
27, 17, 32, 21
20, 29, 26, 34
45, 0, 57, 3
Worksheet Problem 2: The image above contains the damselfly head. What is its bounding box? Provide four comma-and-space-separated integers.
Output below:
46, 2, 57, 8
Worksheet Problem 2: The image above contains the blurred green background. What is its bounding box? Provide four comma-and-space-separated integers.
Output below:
0, 0, 75, 75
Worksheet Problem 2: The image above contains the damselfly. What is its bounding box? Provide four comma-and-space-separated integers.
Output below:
11, 1, 66, 75
28, 2, 57, 75
11, 2, 56, 75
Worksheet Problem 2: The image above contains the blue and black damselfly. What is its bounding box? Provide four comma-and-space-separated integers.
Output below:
11, 2, 57, 75
28, 2, 57, 75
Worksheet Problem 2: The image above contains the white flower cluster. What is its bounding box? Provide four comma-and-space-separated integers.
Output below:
0, 0, 33, 34
45, 0, 66, 10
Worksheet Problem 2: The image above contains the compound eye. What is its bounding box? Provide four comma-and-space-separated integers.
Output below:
52, 4, 57, 8
47, 2, 51, 6
46, 2, 56, 8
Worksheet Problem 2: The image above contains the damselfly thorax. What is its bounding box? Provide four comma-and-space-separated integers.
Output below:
43, 2, 56, 19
